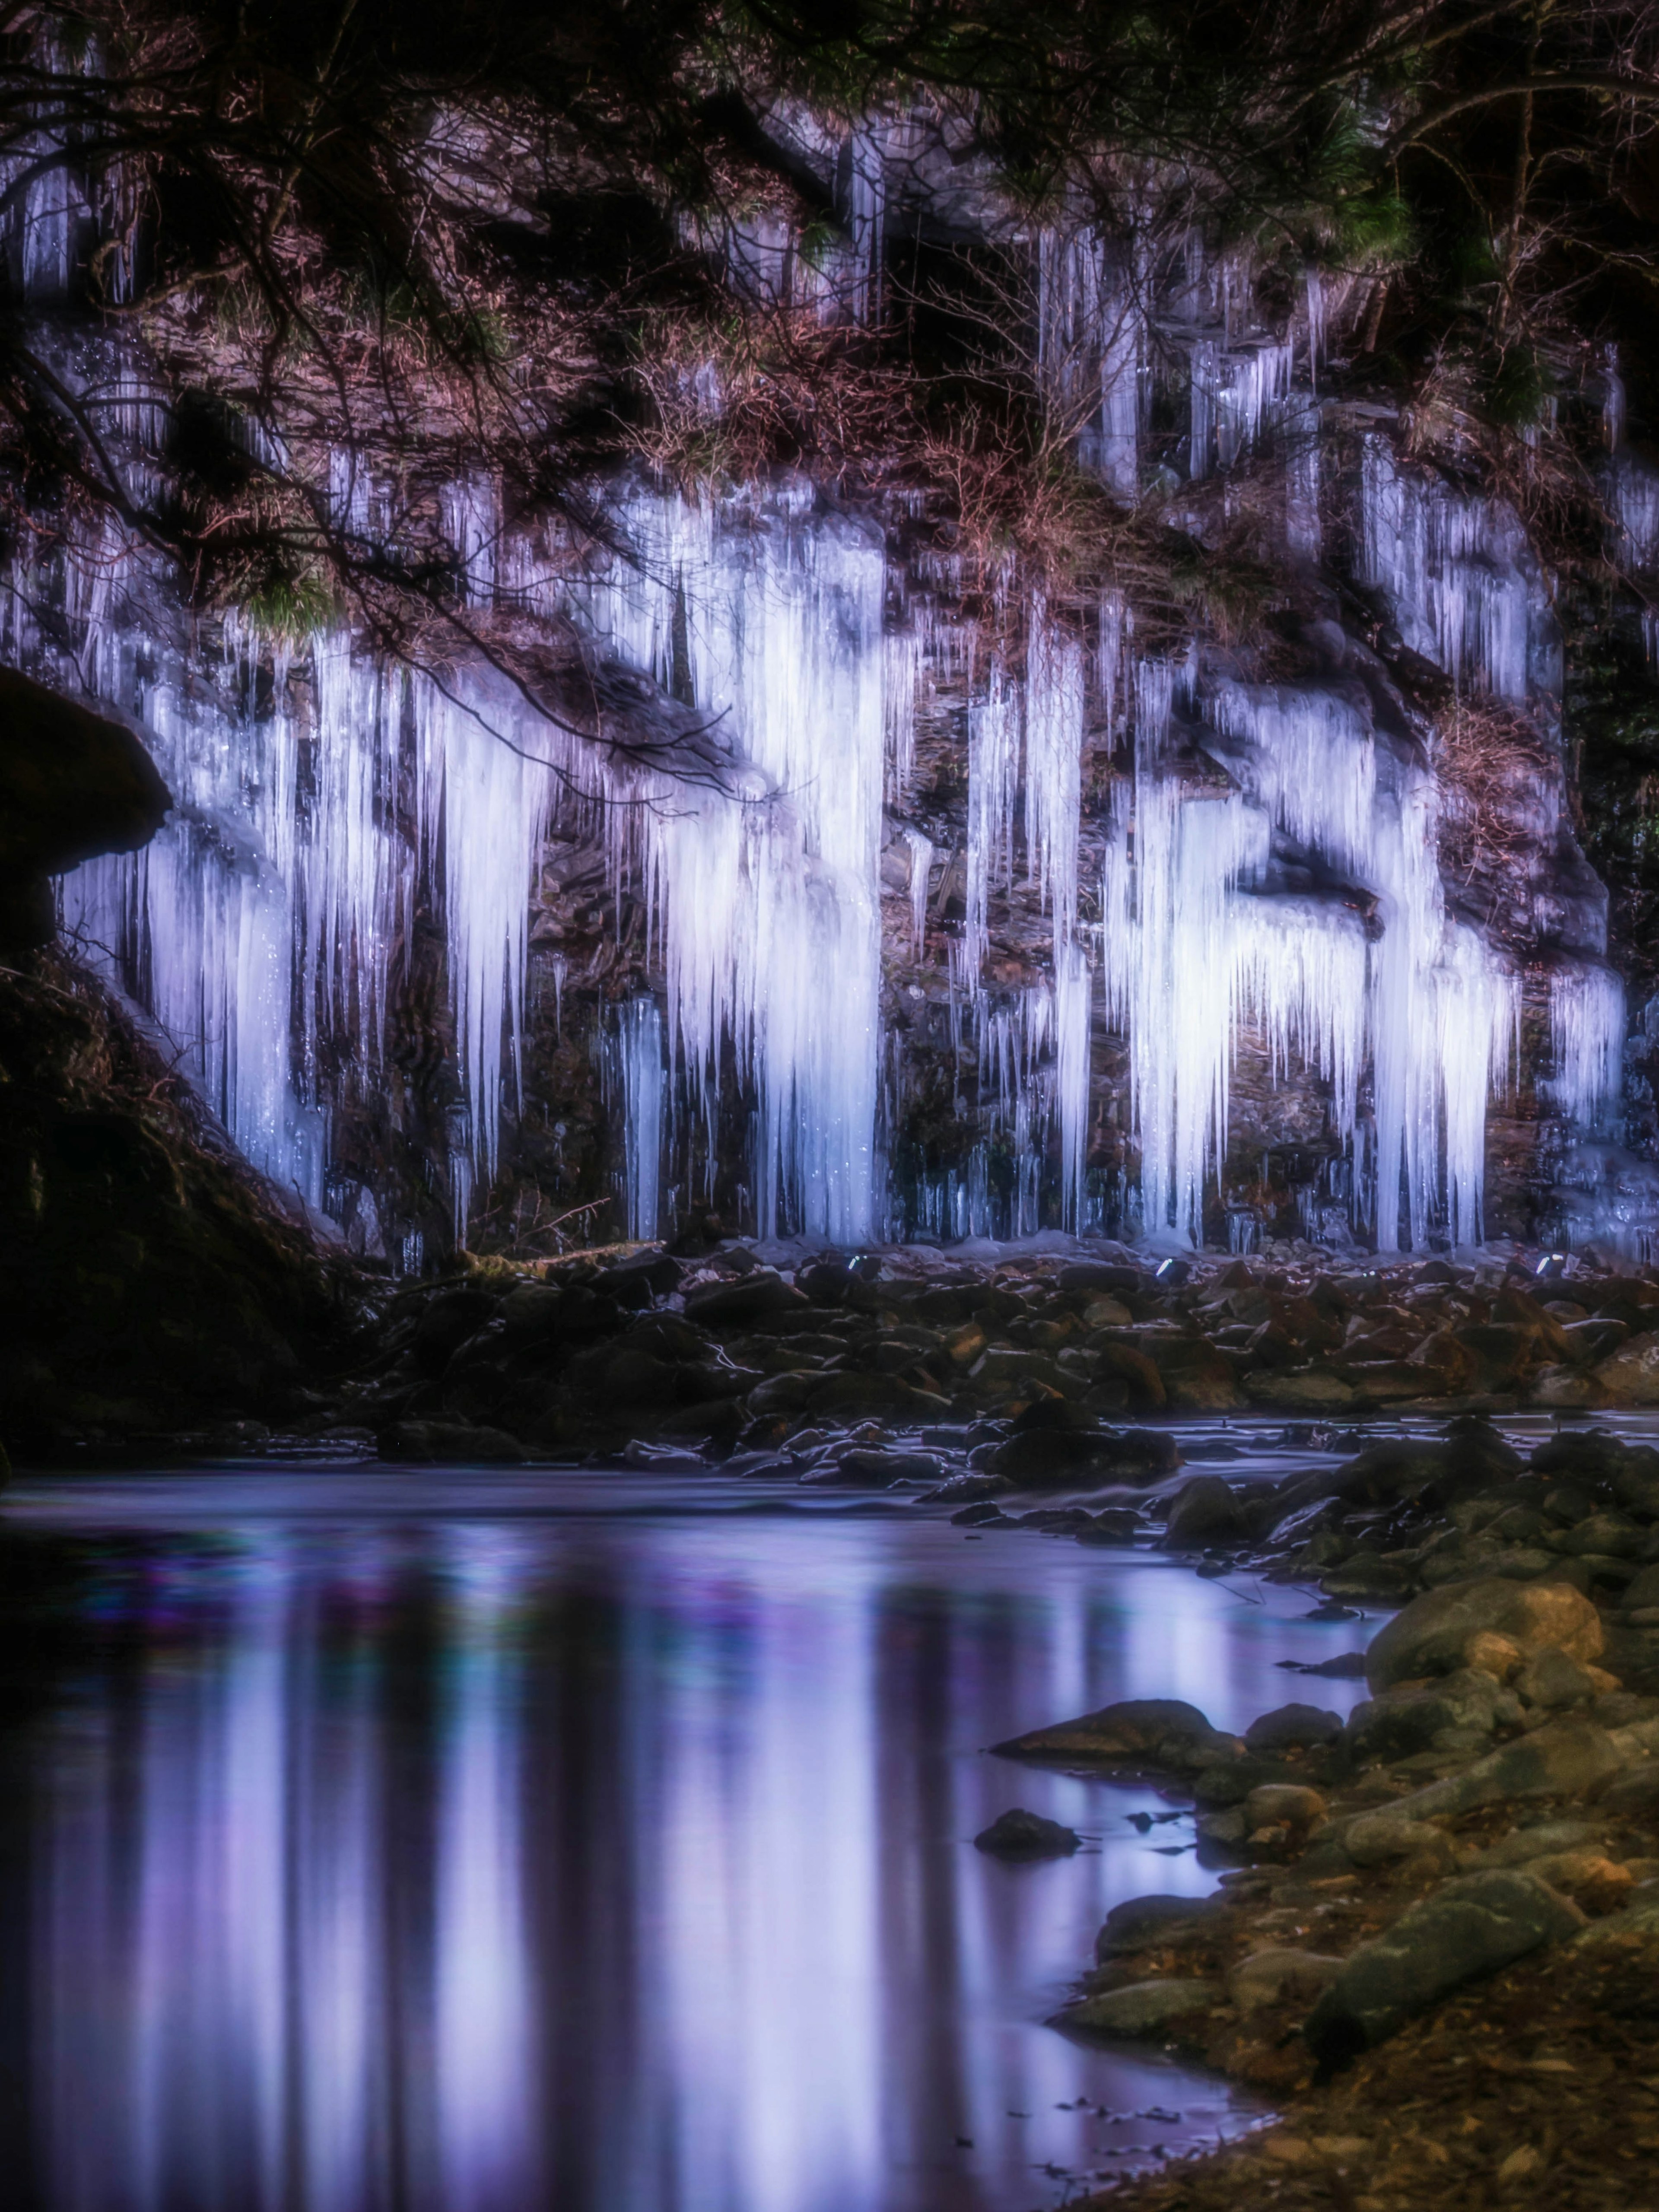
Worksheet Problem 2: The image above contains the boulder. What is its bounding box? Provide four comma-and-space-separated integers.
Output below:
1095, 1892, 1224, 1957
1242, 1368, 1355, 1410
1055, 1980, 1223, 2037
683, 1272, 810, 1328
380, 1419, 524, 1464
1245, 1703, 1344, 1754
1512, 1648, 1606, 1711
1341, 1813, 1449, 1868
990, 1425, 1180, 1489
973, 1808, 1082, 1859
1151, 1340, 1241, 1411
996, 1697, 1239, 1770
1227, 1948, 1344, 2015
1385, 1717, 1629, 1821
1244, 1783, 1326, 1831
1595, 1331, 1659, 1402
1303, 1872, 1582, 2063
0, 668, 172, 948
746, 1370, 820, 1415
1342, 1670, 1513, 1765
413, 1288, 501, 1375
1364, 1576, 1603, 1691
1162, 1475, 1249, 1546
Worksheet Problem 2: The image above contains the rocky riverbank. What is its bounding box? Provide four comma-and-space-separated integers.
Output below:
276, 1232, 1659, 1469
985, 1434, 1659, 2211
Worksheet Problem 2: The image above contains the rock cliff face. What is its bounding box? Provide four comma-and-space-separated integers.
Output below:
2, 97, 1655, 1270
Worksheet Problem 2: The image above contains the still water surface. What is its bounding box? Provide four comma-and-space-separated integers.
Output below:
0, 1468, 1373, 2212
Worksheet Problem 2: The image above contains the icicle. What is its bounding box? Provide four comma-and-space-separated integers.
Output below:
1099, 665, 1522, 1250
1359, 438, 1536, 699
1097, 592, 1126, 741
1281, 395, 1322, 563
1303, 268, 1326, 391
616, 997, 664, 1240
901, 827, 933, 959
1188, 341, 1219, 480
1603, 344, 1626, 452
583, 488, 887, 1243
1023, 599, 1086, 945
962, 665, 1019, 986
1611, 454, 1659, 575
1054, 939, 1092, 1230
1549, 960, 1625, 1126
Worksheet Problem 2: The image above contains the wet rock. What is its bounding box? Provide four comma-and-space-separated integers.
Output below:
1163, 1475, 1249, 1547
599, 1248, 684, 1300
996, 1697, 1240, 1770
1075, 1506, 1144, 1544
1228, 1948, 1344, 2015
413, 1289, 501, 1376
808, 1447, 944, 1487
1342, 1670, 1514, 1765
1470, 1818, 1605, 1869
809, 1370, 948, 1418
989, 1424, 1181, 1489
1341, 1813, 1450, 1868
1595, 1331, 1659, 1401
380, 1419, 524, 1464
797, 1258, 852, 1304
1245, 1704, 1344, 1755
1386, 1716, 1629, 1821
1364, 1576, 1604, 1691
655, 1398, 746, 1444
1242, 1367, 1355, 1410
1512, 1648, 1608, 1710
1058, 1262, 1144, 1297
1191, 1756, 1314, 1808
1096, 1892, 1225, 1956
1622, 1563, 1659, 1611
1244, 1783, 1326, 1831
1306, 1872, 1584, 2068
973, 1808, 1083, 1858
1151, 1339, 1241, 1411
951, 1500, 1013, 1526
0, 668, 172, 949
746, 1370, 820, 1414
921, 1470, 1012, 1506
682, 1271, 810, 1328
1556, 1510, 1646, 1558
1056, 1979, 1224, 2037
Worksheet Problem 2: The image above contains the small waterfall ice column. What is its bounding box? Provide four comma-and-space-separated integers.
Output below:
1187, 339, 1293, 481
610, 998, 666, 1243
54, 591, 553, 1221
1036, 227, 1144, 498
579, 489, 888, 1244
1101, 668, 1521, 1249
944, 598, 1094, 1231
1358, 438, 1554, 700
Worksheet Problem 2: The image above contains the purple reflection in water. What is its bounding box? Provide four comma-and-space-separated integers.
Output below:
6, 1478, 1370, 2212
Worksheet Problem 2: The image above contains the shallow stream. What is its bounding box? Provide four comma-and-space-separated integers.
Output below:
1, 1453, 1384, 2212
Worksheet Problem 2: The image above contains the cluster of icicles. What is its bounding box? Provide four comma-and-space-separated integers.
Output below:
0, 106, 1630, 1257
21, 439, 1622, 1260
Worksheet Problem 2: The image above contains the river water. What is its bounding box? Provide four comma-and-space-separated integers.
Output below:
0, 1461, 1376, 2212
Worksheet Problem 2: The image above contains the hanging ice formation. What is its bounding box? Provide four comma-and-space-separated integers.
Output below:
11, 105, 1649, 1262
1100, 667, 1521, 1248
579, 486, 888, 1246
1357, 439, 1548, 700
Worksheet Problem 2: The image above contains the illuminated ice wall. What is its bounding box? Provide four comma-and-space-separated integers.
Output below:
7, 126, 1642, 1258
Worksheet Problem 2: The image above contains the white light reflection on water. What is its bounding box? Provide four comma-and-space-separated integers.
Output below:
9, 1478, 1374, 2212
